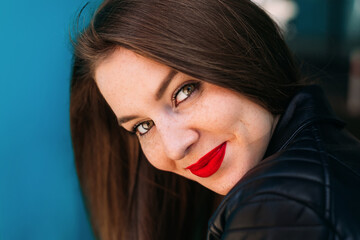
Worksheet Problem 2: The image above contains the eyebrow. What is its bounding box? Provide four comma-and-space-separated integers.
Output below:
117, 69, 178, 126
155, 69, 178, 101
117, 115, 139, 125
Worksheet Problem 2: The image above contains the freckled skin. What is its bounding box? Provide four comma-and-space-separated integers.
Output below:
95, 48, 279, 195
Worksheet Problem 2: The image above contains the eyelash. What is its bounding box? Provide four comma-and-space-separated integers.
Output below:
132, 120, 154, 136
172, 81, 200, 107
132, 81, 201, 136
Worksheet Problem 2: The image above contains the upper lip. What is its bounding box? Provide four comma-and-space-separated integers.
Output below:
185, 142, 227, 177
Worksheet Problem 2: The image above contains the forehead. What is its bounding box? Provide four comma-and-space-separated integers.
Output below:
94, 48, 170, 114
95, 48, 168, 91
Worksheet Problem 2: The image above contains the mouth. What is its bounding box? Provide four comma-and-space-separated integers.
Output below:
185, 142, 227, 178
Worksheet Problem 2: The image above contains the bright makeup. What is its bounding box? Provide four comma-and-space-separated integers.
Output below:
186, 142, 227, 177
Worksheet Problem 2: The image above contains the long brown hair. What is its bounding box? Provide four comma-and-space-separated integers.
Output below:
70, 0, 303, 239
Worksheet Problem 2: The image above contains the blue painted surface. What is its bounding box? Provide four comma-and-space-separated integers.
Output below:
0, 1, 100, 239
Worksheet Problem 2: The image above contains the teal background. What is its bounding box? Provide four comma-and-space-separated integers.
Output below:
0, 0, 99, 239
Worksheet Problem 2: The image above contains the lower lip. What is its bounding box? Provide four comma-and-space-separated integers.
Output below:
185, 142, 227, 178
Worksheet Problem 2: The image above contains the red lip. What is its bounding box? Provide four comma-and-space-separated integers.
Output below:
185, 142, 227, 178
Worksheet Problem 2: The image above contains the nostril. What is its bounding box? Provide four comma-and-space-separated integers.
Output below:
161, 131, 199, 161
184, 143, 194, 156
156, 116, 199, 160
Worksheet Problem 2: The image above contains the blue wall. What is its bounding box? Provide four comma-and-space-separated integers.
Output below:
0, 1, 99, 239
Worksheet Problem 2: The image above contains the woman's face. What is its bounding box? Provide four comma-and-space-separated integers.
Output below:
95, 48, 278, 195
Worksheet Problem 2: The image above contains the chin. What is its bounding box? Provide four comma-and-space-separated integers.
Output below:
205, 181, 236, 196
215, 188, 229, 196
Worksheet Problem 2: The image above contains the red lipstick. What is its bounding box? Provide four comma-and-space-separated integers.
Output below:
185, 142, 227, 178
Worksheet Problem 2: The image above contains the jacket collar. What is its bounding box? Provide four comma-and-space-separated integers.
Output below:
264, 85, 344, 158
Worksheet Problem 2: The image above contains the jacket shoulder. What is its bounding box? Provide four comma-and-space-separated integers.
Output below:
209, 193, 332, 240
208, 123, 360, 240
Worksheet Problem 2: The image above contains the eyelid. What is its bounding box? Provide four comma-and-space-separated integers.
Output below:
132, 120, 154, 136
131, 122, 141, 134
172, 80, 200, 107
132, 120, 144, 135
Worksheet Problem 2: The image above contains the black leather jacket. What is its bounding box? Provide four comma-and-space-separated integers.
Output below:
207, 86, 360, 240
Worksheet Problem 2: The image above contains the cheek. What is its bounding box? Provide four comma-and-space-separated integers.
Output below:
192, 90, 243, 133
139, 137, 176, 172
195, 87, 274, 145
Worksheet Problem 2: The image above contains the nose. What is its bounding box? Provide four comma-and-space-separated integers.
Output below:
156, 115, 199, 160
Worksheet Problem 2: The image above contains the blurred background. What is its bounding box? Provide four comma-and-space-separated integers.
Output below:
0, 0, 359, 239
254, 0, 360, 137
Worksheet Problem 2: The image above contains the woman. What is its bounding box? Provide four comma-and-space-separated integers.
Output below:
70, 0, 360, 239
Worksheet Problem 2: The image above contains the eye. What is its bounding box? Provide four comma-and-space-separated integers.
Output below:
173, 82, 199, 106
134, 120, 154, 136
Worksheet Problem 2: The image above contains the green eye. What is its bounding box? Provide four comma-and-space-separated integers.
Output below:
135, 120, 154, 135
174, 83, 197, 106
